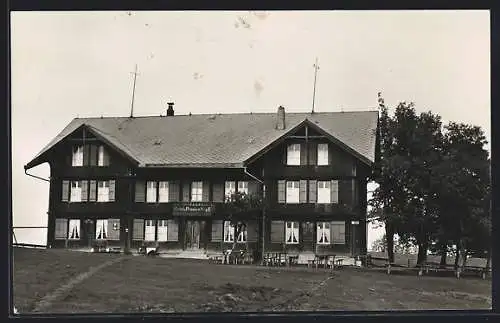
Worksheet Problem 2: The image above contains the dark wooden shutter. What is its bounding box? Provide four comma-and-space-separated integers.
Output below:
299, 180, 307, 203
61, 180, 69, 202
302, 222, 314, 242
328, 144, 334, 166
300, 143, 307, 165
83, 144, 90, 166
89, 145, 98, 166
135, 181, 145, 202
331, 180, 339, 204
247, 220, 258, 242
308, 180, 317, 203
103, 148, 110, 166
169, 181, 180, 202
277, 180, 286, 204
270, 220, 285, 243
338, 180, 352, 206
167, 219, 179, 241
55, 218, 68, 239
211, 220, 223, 242
331, 221, 346, 244
212, 183, 224, 202
107, 219, 120, 240
133, 219, 144, 240
89, 180, 97, 202
308, 142, 317, 165
248, 181, 260, 197
81, 180, 88, 202
109, 180, 116, 202
202, 181, 210, 202
282, 145, 287, 165
182, 182, 190, 202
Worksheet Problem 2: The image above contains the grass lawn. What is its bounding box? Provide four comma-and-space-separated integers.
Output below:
13, 248, 491, 313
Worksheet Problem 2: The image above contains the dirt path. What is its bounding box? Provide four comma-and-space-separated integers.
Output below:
31, 256, 126, 313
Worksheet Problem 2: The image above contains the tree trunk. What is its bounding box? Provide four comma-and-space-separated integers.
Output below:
454, 240, 461, 269
461, 250, 468, 268
485, 250, 491, 271
439, 242, 447, 268
385, 221, 395, 263
416, 237, 428, 265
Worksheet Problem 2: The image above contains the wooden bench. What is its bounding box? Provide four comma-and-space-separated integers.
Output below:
462, 265, 491, 279
335, 258, 344, 268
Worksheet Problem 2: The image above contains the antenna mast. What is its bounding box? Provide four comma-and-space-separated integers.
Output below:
130, 64, 140, 118
312, 58, 320, 113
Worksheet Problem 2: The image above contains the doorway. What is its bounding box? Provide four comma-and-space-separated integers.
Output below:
185, 220, 201, 250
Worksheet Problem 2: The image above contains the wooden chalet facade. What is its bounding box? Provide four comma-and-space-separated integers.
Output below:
25, 104, 379, 261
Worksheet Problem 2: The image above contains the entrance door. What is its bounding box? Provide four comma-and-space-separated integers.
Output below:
185, 220, 201, 250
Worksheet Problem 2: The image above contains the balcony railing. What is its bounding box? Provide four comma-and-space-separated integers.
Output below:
267, 202, 358, 215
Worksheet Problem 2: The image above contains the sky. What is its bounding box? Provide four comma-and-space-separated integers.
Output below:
11, 10, 490, 248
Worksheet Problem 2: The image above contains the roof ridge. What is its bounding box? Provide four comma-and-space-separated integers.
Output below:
72, 110, 379, 120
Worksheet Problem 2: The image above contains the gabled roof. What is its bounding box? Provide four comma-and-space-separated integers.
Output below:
25, 111, 379, 169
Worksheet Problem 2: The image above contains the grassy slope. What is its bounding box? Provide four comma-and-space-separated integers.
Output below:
12, 248, 123, 312
13, 249, 491, 313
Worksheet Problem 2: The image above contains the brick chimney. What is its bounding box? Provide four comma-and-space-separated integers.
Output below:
276, 106, 285, 130
166, 102, 175, 116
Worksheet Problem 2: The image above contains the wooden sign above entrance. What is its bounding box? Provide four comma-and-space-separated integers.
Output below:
172, 202, 215, 217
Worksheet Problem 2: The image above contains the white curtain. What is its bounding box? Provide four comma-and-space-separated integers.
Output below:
69, 219, 80, 239
157, 220, 168, 241
96, 219, 108, 239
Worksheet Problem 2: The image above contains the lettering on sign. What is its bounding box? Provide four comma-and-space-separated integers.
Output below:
172, 203, 214, 216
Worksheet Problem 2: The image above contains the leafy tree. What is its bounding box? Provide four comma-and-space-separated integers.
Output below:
223, 191, 263, 257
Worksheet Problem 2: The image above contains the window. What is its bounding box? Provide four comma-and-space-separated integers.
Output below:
145, 220, 156, 241
158, 181, 169, 203
238, 181, 248, 195
191, 181, 203, 202
96, 219, 108, 239
68, 219, 80, 240
317, 181, 331, 203
286, 181, 300, 204
237, 222, 247, 243
285, 221, 299, 244
98, 146, 105, 166
70, 181, 82, 202
224, 221, 234, 242
157, 220, 168, 241
225, 181, 236, 200
97, 181, 109, 202
72, 145, 83, 166
317, 143, 329, 165
287, 144, 300, 165
146, 181, 157, 203
317, 222, 330, 244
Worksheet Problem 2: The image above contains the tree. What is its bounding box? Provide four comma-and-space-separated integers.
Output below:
223, 191, 263, 258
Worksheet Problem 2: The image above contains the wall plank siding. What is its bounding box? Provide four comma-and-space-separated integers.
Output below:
248, 181, 260, 197
338, 180, 352, 206
135, 181, 145, 202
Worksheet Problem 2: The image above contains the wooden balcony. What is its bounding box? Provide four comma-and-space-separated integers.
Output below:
267, 202, 359, 216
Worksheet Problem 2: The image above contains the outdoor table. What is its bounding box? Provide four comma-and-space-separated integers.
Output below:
287, 254, 299, 267
315, 254, 336, 269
